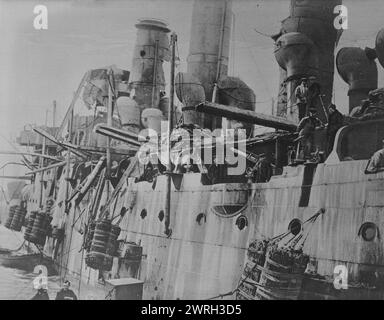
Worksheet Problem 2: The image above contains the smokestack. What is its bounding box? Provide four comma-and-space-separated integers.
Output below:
274, 32, 318, 122
175, 72, 206, 126
128, 19, 170, 112
336, 47, 378, 113
274, 0, 342, 123
275, 67, 288, 117
186, 0, 232, 129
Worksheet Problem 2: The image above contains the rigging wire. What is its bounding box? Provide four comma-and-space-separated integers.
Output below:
0, 186, 10, 205
229, 12, 236, 76
253, 28, 274, 38
238, 26, 273, 101
204, 208, 325, 300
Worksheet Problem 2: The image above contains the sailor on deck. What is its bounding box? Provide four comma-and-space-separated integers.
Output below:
296, 107, 324, 160
295, 78, 309, 120
326, 103, 344, 154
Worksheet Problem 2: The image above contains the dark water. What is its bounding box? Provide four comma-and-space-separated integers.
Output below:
0, 265, 63, 300
0, 226, 106, 300
0, 225, 63, 300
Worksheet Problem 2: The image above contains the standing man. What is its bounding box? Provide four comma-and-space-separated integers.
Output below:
326, 104, 344, 154
296, 107, 324, 160
295, 78, 309, 120
55, 280, 78, 300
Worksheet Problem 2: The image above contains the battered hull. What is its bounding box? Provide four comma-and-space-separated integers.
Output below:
46, 159, 384, 299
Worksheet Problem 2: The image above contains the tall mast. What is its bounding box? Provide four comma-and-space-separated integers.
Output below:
212, 0, 228, 103
52, 100, 57, 127
62, 102, 74, 282
104, 69, 114, 219
164, 32, 177, 237
38, 109, 48, 209
151, 40, 159, 108
213, 0, 228, 130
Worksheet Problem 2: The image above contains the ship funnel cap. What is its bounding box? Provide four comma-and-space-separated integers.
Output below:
274, 32, 318, 80
135, 18, 170, 33
336, 47, 378, 91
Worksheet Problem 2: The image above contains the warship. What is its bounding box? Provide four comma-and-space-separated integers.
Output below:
2, 0, 384, 300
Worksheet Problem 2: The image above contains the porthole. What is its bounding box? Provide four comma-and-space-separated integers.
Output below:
236, 215, 248, 231
140, 50, 146, 57
140, 209, 147, 219
358, 222, 379, 242
196, 213, 206, 225
158, 210, 164, 222
288, 219, 302, 236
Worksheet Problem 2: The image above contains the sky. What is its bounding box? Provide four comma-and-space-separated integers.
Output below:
0, 0, 383, 180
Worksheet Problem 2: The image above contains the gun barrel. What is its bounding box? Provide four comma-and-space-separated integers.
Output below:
195, 102, 297, 132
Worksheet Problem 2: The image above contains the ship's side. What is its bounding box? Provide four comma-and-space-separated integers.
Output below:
40, 122, 384, 300
3, 0, 384, 301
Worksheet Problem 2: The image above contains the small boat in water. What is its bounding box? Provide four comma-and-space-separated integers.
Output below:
0, 253, 58, 276
0, 233, 57, 276
0, 247, 12, 255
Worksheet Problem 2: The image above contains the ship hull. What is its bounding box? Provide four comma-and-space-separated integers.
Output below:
43, 159, 384, 299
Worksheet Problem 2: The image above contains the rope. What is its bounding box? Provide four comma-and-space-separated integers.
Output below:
238, 26, 272, 98
204, 207, 325, 300
104, 287, 115, 300
253, 28, 274, 38
206, 290, 236, 300
296, 208, 325, 249
71, 206, 87, 229
204, 257, 293, 300
282, 208, 325, 249
78, 240, 85, 299
1, 186, 10, 205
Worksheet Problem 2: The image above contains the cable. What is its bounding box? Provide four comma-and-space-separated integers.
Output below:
253, 28, 274, 38
239, 26, 273, 98
71, 206, 88, 229
229, 12, 236, 76
1, 186, 10, 205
